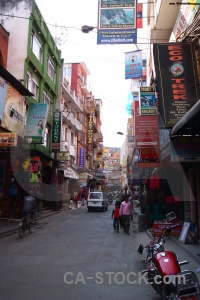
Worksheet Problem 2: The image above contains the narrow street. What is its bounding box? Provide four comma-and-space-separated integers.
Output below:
0, 205, 200, 300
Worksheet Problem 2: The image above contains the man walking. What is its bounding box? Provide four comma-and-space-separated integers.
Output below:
119, 195, 132, 234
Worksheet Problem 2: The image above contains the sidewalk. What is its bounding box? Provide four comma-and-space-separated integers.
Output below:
133, 206, 200, 265
0, 207, 66, 237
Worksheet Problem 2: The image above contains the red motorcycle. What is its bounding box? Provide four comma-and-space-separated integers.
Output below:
137, 222, 200, 299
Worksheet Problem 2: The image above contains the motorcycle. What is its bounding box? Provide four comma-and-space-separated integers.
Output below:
137, 219, 200, 299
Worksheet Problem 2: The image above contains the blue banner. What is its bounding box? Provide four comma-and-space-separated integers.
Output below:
125, 50, 142, 79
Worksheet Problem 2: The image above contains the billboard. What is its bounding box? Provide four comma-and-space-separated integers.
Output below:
153, 43, 200, 128
24, 103, 48, 143
97, 0, 137, 45
125, 50, 142, 79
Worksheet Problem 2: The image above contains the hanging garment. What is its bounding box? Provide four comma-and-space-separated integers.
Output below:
30, 171, 42, 183
28, 157, 42, 173
22, 158, 30, 172
149, 173, 160, 189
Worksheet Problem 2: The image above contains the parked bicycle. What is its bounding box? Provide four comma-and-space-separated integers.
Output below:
19, 211, 37, 239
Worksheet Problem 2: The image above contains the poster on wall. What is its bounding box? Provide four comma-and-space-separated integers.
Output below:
24, 103, 48, 143
0, 76, 8, 124
153, 43, 200, 128
140, 86, 157, 115
97, 0, 137, 45
1, 85, 26, 137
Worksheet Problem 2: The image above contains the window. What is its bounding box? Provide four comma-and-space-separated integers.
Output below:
80, 132, 85, 144
47, 56, 56, 82
27, 71, 39, 101
43, 128, 49, 147
43, 91, 52, 114
71, 132, 75, 145
31, 32, 43, 62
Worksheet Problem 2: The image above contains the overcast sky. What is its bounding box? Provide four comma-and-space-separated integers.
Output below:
36, 0, 148, 148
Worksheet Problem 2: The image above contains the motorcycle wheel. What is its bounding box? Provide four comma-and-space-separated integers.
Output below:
163, 291, 180, 300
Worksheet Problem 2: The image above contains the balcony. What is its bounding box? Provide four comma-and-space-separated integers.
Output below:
148, 0, 180, 42
62, 78, 83, 112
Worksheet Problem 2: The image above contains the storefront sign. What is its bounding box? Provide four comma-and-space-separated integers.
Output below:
135, 101, 160, 148
153, 43, 200, 128
154, 220, 183, 236
58, 152, 70, 161
24, 103, 48, 143
0, 133, 17, 147
52, 112, 61, 151
140, 86, 157, 115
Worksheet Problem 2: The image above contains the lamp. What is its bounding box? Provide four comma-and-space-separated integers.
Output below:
81, 25, 97, 34
117, 131, 127, 136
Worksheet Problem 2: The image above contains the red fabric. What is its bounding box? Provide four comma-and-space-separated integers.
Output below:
166, 195, 180, 204
150, 173, 160, 189
113, 208, 120, 219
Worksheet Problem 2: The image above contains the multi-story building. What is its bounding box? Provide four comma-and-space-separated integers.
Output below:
0, 0, 63, 212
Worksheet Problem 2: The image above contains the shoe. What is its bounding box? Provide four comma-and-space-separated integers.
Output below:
117, 230, 119, 233
126, 232, 129, 234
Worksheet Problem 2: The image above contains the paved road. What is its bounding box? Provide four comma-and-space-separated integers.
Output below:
0, 204, 200, 300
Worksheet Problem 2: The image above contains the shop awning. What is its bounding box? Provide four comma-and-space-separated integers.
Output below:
64, 167, 79, 179
170, 100, 200, 136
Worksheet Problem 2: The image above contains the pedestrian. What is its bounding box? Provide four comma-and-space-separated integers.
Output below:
111, 203, 120, 233
128, 194, 134, 221
119, 195, 132, 234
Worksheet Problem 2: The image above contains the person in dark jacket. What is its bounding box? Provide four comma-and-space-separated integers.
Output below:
23, 192, 36, 217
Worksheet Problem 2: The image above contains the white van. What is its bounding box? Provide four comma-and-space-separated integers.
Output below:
87, 191, 109, 212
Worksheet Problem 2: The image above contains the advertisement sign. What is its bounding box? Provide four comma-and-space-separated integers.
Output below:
52, 112, 61, 151
125, 50, 142, 79
0, 76, 8, 124
134, 101, 159, 148
88, 113, 93, 153
2, 85, 26, 137
79, 148, 85, 168
153, 43, 200, 128
0, 133, 17, 147
140, 86, 157, 115
97, 0, 137, 45
24, 103, 48, 143
58, 152, 70, 161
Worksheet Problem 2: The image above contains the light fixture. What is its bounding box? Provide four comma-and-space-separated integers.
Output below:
81, 25, 97, 34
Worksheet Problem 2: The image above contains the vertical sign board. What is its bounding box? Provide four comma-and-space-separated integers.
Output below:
125, 50, 142, 79
153, 43, 200, 128
137, 2, 143, 28
88, 113, 93, 154
0, 76, 8, 124
97, 0, 137, 45
79, 148, 85, 168
52, 112, 61, 151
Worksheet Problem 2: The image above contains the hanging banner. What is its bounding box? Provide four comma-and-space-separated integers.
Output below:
153, 43, 200, 128
24, 103, 48, 143
140, 86, 157, 115
137, 2, 143, 28
0, 76, 8, 125
79, 148, 85, 168
125, 50, 142, 79
52, 112, 61, 151
88, 113, 93, 154
97, 0, 137, 45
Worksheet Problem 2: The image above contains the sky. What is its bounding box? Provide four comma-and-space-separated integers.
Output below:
36, 0, 148, 148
